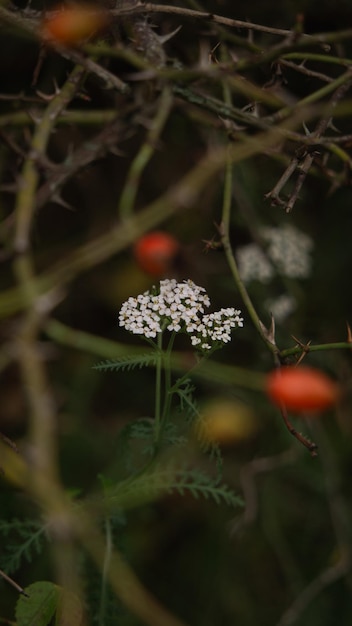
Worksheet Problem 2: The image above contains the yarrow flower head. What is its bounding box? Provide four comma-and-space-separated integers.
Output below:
119, 279, 243, 351
236, 224, 314, 284
262, 224, 313, 279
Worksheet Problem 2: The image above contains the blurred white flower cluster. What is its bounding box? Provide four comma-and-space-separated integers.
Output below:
236, 243, 274, 284
236, 224, 313, 283
265, 294, 297, 321
119, 279, 243, 351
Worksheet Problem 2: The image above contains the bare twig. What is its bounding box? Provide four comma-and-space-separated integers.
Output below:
53, 45, 130, 93
265, 69, 352, 211
264, 156, 300, 206
35, 118, 125, 210
0, 569, 29, 597
280, 59, 334, 83
286, 70, 352, 212
111, 2, 329, 42
280, 405, 318, 457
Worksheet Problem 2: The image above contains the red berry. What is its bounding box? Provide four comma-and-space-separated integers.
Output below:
266, 366, 339, 414
133, 232, 180, 277
42, 5, 107, 45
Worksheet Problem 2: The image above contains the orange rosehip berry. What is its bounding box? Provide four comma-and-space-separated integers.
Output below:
42, 5, 107, 45
266, 366, 339, 413
133, 232, 180, 277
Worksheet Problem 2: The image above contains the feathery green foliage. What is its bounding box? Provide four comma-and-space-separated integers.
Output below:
93, 354, 160, 373
175, 378, 224, 480
0, 518, 47, 574
103, 463, 242, 511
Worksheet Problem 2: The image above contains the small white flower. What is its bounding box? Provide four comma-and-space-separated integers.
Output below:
118, 279, 243, 350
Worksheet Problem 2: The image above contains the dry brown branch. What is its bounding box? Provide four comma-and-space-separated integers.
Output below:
265, 69, 352, 211
35, 118, 125, 210
279, 405, 318, 456
280, 59, 334, 83
111, 2, 330, 42
0, 569, 29, 596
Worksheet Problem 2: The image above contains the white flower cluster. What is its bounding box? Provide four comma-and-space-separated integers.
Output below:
236, 243, 274, 284
262, 225, 313, 279
236, 224, 313, 283
119, 279, 243, 350
265, 293, 297, 322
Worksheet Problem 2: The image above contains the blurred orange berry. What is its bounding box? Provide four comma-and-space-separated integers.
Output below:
266, 366, 339, 413
42, 5, 108, 45
133, 231, 180, 277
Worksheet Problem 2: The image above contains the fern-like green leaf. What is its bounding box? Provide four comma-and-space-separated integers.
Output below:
0, 518, 46, 574
175, 381, 224, 481
175, 379, 197, 419
93, 353, 160, 373
100, 464, 242, 511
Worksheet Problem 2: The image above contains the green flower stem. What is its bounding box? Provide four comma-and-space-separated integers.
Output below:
153, 330, 178, 450
221, 145, 279, 357
219, 64, 279, 357
153, 332, 163, 447
160, 331, 177, 424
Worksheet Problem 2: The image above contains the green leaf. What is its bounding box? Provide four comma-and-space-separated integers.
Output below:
15, 582, 83, 626
0, 518, 46, 574
92, 353, 159, 372
101, 464, 242, 511
16, 581, 59, 626
175, 381, 224, 481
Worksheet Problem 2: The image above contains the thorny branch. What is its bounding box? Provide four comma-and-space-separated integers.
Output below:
13, 64, 86, 252
35, 118, 126, 210
265, 69, 352, 211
